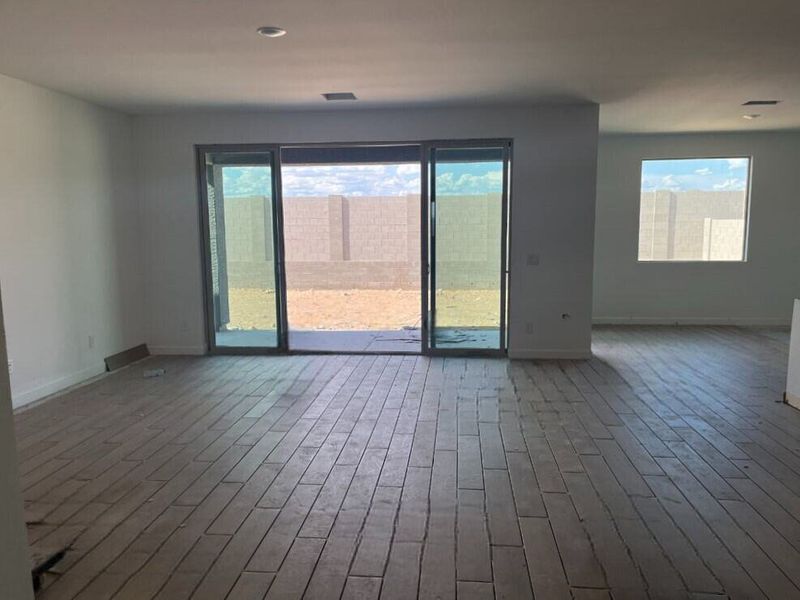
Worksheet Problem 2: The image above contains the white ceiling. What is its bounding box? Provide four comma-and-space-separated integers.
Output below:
1, 0, 799, 133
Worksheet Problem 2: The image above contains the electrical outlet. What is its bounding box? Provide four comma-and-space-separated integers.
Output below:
526, 253, 540, 266
7, 359, 12, 374
88, 335, 95, 349
525, 323, 534, 334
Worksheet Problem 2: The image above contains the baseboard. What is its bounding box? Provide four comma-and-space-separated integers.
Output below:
593, 316, 791, 327
12, 363, 106, 409
105, 343, 150, 371
786, 392, 800, 410
509, 349, 593, 360
149, 345, 207, 356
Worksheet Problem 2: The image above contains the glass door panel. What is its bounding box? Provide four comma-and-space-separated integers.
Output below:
200, 148, 285, 351
427, 144, 509, 352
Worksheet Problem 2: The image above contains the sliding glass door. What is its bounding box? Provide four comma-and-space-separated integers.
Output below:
424, 142, 510, 354
198, 146, 287, 352
197, 140, 510, 356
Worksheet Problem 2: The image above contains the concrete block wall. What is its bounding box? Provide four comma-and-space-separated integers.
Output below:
347, 196, 411, 262
222, 193, 500, 290
224, 195, 274, 262
436, 194, 502, 287
638, 190, 746, 260
282, 196, 330, 261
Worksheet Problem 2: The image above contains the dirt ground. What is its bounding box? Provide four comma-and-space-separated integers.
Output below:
227, 288, 500, 330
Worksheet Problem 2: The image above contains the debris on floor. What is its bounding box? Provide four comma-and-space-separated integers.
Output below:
31, 545, 69, 592
143, 368, 166, 378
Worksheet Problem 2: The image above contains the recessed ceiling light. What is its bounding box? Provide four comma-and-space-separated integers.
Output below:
322, 92, 357, 101
742, 114, 761, 120
742, 100, 780, 106
256, 26, 286, 38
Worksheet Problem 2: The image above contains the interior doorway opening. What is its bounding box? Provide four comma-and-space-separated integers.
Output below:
281, 145, 422, 352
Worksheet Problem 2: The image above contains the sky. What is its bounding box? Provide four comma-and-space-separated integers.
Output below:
222, 162, 503, 197
641, 157, 750, 192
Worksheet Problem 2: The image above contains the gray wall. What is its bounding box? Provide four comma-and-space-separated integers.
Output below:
0, 286, 34, 599
594, 132, 800, 324
134, 104, 600, 358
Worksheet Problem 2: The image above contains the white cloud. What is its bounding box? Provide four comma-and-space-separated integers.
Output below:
436, 170, 502, 195
726, 158, 748, 170
396, 164, 420, 175
224, 162, 500, 198
655, 174, 682, 191
713, 178, 745, 190
642, 158, 750, 193
222, 167, 271, 197
280, 164, 420, 197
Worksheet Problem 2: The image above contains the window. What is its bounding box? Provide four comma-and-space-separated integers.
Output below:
638, 157, 751, 261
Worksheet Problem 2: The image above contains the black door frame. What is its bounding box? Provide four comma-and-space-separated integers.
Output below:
195, 139, 512, 357
196, 144, 288, 355
422, 139, 512, 358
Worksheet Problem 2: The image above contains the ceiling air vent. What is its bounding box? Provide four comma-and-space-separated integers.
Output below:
742, 100, 781, 106
323, 92, 357, 101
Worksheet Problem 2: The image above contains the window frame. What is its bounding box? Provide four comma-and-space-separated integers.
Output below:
636, 155, 754, 264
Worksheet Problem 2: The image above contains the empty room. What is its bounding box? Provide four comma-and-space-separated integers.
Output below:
1, 1, 800, 599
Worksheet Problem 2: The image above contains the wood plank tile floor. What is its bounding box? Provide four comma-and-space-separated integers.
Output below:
15, 326, 800, 599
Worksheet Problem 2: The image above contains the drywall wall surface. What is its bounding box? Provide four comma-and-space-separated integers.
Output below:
0, 73, 145, 406
0, 286, 34, 599
595, 132, 800, 324
134, 104, 600, 357
788, 299, 800, 406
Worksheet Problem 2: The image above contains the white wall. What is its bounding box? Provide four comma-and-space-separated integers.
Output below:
594, 132, 800, 325
0, 74, 145, 407
788, 300, 800, 406
0, 286, 34, 599
134, 104, 600, 358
